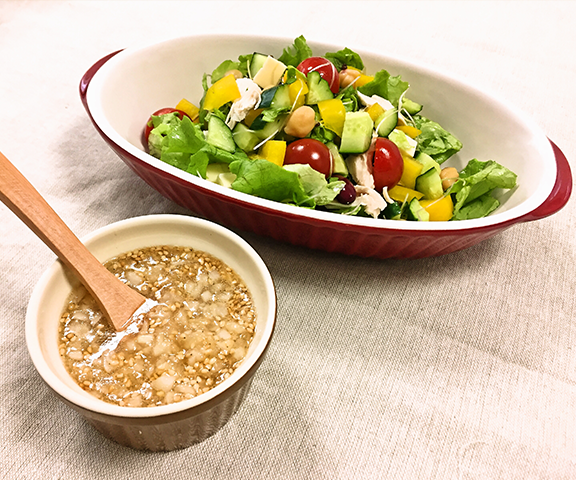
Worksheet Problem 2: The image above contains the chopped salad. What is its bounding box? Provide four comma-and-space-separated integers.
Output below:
144, 36, 517, 221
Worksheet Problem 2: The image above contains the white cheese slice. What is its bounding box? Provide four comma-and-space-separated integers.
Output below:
253, 56, 287, 89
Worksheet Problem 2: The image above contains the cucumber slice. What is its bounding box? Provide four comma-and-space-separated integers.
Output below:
249, 53, 268, 78
339, 111, 374, 154
306, 71, 334, 105
383, 201, 402, 220
232, 123, 259, 152
415, 167, 443, 200
206, 115, 235, 153
405, 197, 429, 221
259, 86, 278, 109
414, 152, 441, 174
402, 97, 423, 115
375, 109, 398, 137
255, 116, 286, 141
327, 142, 348, 176
271, 84, 291, 109
259, 84, 291, 110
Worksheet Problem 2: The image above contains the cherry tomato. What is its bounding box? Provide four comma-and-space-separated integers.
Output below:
372, 137, 404, 191
144, 108, 189, 142
296, 57, 340, 94
284, 138, 332, 177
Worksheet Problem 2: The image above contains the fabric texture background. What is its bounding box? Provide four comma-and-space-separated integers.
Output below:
0, 1, 574, 479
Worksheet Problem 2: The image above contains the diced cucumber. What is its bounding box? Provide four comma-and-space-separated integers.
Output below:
401, 97, 423, 115
327, 142, 348, 176
232, 123, 260, 152
415, 167, 443, 200
206, 163, 231, 183
249, 113, 267, 131
259, 84, 291, 110
255, 115, 286, 141
249, 53, 268, 78
404, 197, 429, 221
259, 86, 278, 109
383, 201, 402, 220
375, 109, 398, 137
206, 115, 235, 153
414, 152, 441, 174
339, 111, 374, 154
271, 84, 291, 109
306, 71, 334, 105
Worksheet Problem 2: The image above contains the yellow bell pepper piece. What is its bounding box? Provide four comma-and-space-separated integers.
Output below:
344, 66, 374, 88
396, 125, 422, 139
354, 74, 374, 88
175, 98, 200, 121
318, 98, 346, 137
288, 76, 309, 110
388, 185, 424, 203
398, 154, 424, 190
203, 74, 241, 111
420, 195, 454, 221
259, 140, 286, 167
244, 108, 263, 128
366, 103, 385, 122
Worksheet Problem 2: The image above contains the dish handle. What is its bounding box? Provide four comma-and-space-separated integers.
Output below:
79, 50, 123, 110
521, 139, 572, 222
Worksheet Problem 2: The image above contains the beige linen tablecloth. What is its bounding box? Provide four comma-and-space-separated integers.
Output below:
1, 1, 574, 479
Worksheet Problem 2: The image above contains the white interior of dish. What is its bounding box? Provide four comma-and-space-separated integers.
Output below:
25, 214, 276, 418
86, 34, 556, 230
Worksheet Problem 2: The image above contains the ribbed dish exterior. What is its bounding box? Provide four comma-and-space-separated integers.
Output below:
80, 377, 253, 451
126, 156, 500, 260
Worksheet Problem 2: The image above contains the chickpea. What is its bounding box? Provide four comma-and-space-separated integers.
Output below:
284, 106, 316, 138
339, 68, 361, 89
224, 69, 243, 80
440, 167, 459, 190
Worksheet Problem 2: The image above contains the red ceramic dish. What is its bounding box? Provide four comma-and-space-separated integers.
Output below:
79, 35, 572, 259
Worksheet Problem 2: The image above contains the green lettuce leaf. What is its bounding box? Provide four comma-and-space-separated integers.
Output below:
283, 164, 344, 206
357, 70, 409, 107
337, 87, 360, 112
413, 115, 463, 164
229, 158, 310, 205
237, 53, 253, 77
149, 115, 248, 179
451, 193, 500, 220
278, 35, 313, 67
450, 159, 518, 220
325, 47, 364, 71
211, 59, 241, 83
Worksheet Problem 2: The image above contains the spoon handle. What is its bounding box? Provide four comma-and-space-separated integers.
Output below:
0, 151, 144, 330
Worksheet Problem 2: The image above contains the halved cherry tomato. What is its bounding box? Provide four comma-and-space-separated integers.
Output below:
296, 57, 340, 94
372, 137, 404, 191
144, 108, 190, 142
284, 138, 332, 177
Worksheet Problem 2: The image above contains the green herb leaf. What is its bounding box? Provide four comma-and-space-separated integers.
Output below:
283, 164, 344, 206
357, 70, 409, 107
325, 47, 364, 71
413, 115, 463, 164
229, 158, 310, 205
278, 35, 313, 67
450, 159, 518, 220
211, 59, 241, 84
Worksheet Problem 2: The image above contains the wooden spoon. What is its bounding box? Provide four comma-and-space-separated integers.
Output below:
0, 151, 148, 331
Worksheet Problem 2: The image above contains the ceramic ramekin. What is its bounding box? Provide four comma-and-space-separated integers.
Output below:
25, 214, 276, 451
